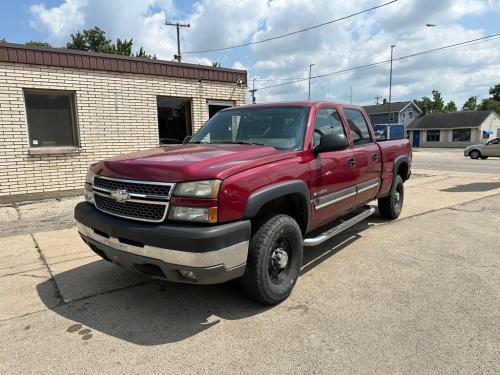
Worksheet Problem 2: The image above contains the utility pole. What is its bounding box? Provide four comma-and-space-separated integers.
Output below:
249, 77, 257, 104
166, 22, 190, 62
388, 45, 396, 124
308, 64, 315, 100
349, 86, 353, 104
375, 95, 382, 105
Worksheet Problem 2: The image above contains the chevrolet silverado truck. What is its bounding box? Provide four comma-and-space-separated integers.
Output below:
75, 101, 411, 305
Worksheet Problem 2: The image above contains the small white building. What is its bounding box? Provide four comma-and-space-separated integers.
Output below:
406, 111, 500, 148
0, 42, 247, 203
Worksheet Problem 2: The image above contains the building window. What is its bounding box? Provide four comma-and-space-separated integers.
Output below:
157, 96, 192, 144
402, 113, 406, 120
389, 113, 394, 122
452, 129, 471, 142
426, 130, 440, 142
344, 108, 372, 146
409, 111, 413, 119
24, 90, 78, 148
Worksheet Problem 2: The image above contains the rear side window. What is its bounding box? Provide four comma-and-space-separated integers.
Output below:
343, 109, 372, 146
313, 108, 346, 147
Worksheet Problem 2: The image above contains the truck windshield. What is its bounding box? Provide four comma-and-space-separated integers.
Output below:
189, 106, 310, 150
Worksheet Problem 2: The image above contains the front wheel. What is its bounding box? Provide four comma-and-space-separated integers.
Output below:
378, 175, 404, 220
241, 215, 303, 305
469, 150, 481, 159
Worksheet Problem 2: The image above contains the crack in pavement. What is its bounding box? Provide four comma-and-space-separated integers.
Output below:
30, 233, 64, 307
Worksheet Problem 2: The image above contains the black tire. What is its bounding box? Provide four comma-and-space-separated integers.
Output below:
241, 214, 303, 305
378, 175, 404, 220
469, 150, 481, 159
480, 156, 488, 160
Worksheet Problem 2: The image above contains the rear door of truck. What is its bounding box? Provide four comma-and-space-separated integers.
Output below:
308, 105, 358, 228
340, 106, 382, 207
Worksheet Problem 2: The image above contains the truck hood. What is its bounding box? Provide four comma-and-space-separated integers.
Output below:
92, 144, 296, 182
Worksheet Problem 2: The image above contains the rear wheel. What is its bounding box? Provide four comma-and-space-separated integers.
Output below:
241, 214, 303, 305
469, 150, 481, 159
378, 175, 404, 220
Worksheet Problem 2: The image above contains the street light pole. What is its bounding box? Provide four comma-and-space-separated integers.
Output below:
308, 64, 315, 100
388, 45, 395, 124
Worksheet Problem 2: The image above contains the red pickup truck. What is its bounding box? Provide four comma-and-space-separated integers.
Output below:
75, 101, 411, 304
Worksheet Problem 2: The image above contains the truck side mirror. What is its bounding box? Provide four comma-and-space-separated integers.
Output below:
314, 133, 349, 153
182, 136, 192, 145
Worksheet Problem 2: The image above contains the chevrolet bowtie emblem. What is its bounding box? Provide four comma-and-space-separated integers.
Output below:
110, 189, 130, 203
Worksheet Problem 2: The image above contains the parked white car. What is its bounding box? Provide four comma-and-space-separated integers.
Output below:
464, 138, 500, 159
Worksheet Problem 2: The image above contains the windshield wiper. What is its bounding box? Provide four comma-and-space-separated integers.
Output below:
217, 141, 270, 147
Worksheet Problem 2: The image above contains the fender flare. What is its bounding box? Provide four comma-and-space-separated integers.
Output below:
244, 180, 311, 230
393, 155, 410, 183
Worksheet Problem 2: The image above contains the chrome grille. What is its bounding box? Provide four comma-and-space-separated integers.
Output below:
93, 176, 172, 198
92, 176, 174, 223
94, 194, 167, 222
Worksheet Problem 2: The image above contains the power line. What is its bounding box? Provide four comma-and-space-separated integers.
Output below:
254, 32, 500, 91
184, 0, 398, 54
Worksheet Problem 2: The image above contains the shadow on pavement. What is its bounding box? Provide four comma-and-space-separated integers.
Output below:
36, 220, 373, 346
441, 182, 500, 193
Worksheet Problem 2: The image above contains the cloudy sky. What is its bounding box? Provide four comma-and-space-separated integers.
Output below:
1, 0, 500, 106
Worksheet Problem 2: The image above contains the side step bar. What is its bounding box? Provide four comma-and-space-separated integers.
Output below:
303, 207, 376, 247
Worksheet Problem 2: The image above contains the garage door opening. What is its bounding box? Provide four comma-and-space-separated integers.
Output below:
207, 100, 234, 118
157, 96, 192, 144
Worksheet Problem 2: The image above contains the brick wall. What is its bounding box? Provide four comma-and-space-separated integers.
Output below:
0, 62, 246, 202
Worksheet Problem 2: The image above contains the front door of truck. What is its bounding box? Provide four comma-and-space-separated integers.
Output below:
308, 107, 357, 228
342, 108, 382, 207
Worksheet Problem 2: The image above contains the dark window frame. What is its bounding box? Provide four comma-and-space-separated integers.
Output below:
343, 108, 373, 147
426, 130, 441, 142
312, 107, 347, 148
23, 88, 80, 148
452, 128, 471, 142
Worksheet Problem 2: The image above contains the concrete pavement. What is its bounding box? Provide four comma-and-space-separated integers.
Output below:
1, 158, 500, 374
1, 192, 499, 374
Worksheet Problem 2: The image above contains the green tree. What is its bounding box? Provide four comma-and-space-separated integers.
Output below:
462, 96, 478, 111
444, 100, 457, 112
416, 96, 433, 114
26, 41, 52, 47
478, 98, 500, 113
488, 84, 500, 101
135, 46, 156, 59
66, 27, 153, 58
67, 27, 112, 53
431, 90, 445, 112
212, 61, 221, 67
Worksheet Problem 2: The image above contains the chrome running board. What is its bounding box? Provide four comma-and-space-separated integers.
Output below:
303, 207, 376, 247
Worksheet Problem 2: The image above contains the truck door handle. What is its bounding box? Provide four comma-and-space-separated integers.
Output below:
348, 158, 356, 167
372, 153, 378, 161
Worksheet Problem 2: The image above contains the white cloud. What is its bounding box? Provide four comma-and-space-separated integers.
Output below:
29, 0, 86, 41
27, 0, 500, 107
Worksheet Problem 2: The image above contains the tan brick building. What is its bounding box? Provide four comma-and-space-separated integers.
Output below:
0, 43, 247, 203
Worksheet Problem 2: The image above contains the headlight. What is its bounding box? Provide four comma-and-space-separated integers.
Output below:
168, 206, 218, 223
85, 168, 95, 185
84, 168, 95, 204
174, 180, 221, 198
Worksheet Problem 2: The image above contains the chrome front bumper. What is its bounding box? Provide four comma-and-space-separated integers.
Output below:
77, 221, 249, 284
